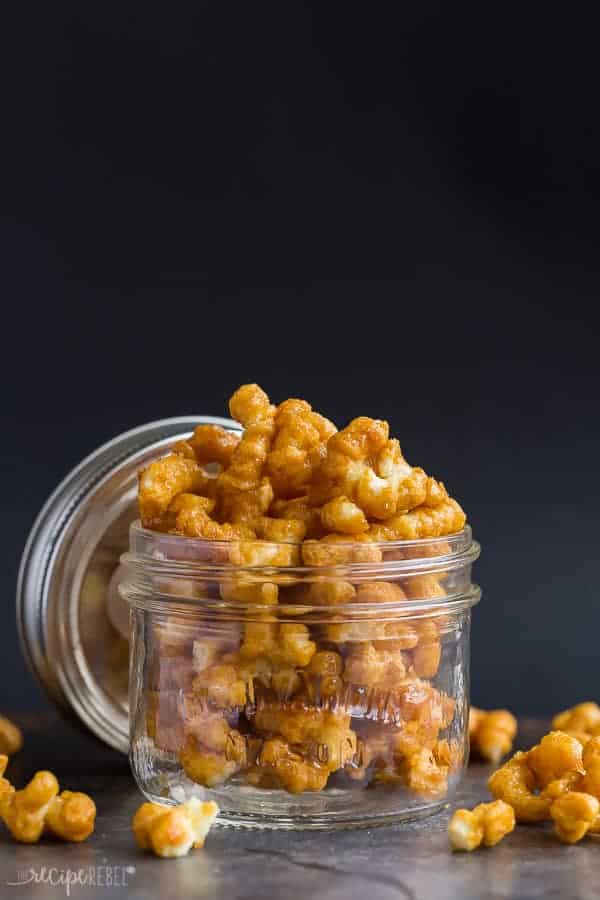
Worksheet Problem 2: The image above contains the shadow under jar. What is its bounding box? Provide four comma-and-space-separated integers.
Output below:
120, 522, 480, 830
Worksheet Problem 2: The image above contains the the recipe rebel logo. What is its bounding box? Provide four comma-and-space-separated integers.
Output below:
5, 865, 136, 897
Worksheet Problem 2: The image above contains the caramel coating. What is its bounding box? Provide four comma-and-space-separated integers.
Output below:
133, 798, 219, 858
488, 732, 584, 823
481, 727, 600, 847
308, 417, 388, 507
191, 663, 249, 709
343, 643, 406, 687
550, 791, 600, 844
577, 736, 600, 799
218, 386, 275, 500
412, 621, 442, 679
0, 757, 95, 844
469, 707, 517, 763
0, 715, 23, 756
252, 701, 356, 773
180, 727, 248, 787
527, 731, 584, 789
448, 800, 515, 851
320, 496, 369, 535
368, 499, 466, 541
266, 398, 336, 499
190, 424, 240, 467
229, 383, 274, 427
488, 751, 551, 823
139, 455, 209, 528
270, 496, 323, 539
45, 791, 97, 842
398, 748, 447, 797
251, 738, 329, 793
301, 533, 383, 566
356, 442, 425, 520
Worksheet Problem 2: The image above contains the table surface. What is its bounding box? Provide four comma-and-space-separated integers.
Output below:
0, 714, 596, 900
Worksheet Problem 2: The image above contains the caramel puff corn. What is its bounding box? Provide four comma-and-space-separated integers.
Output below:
550, 791, 600, 844
448, 800, 515, 851
552, 701, 600, 744
544, 737, 600, 844
266, 398, 336, 499
488, 731, 584, 823
0, 756, 96, 844
0, 714, 23, 756
133, 798, 219, 858
469, 707, 517, 763
138, 382, 466, 546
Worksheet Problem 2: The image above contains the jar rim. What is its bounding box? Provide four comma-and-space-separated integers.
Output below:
120, 521, 481, 617
123, 521, 478, 577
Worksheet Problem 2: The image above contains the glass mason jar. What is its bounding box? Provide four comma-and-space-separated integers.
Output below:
121, 522, 480, 830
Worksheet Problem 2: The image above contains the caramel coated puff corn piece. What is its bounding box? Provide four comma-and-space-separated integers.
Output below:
191, 663, 249, 710
527, 731, 584, 790
133, 798, 219, 858
552, 701, 600, 744
220, 524, 308, 605
44, 791, 97, 843
487, 753, 551, 822
308, 417, 389, 507
228, 533, 301, 568
402, 574, 446, 601
469, 708, 517, 764
255, 516, 307, 544
368, 498, 466, 541
270, 496, 323, 540
488, 732, 584, 823
0, 757, 96, 844
303, 650, 344, 701
189, 424, 240, 468
252, 702, 356, 773
577, 736, 600, 799
218, 478, 274, 529
355, 443, 428, 521
266, 398, 337, 499
250, 738, 329, 793
320, 496, 369, 535
302, 533, 383, 566
448, 800, 515, 851
310, 413, 442, 520
217, 385, 276, 496
550, 791, 600, 844
387, 747, 449, 797
343, 643, 407, 688
0, 715, 23, 756
138, 455, 211, 528
167, 494, 256, 541
411, 620, 442, 679
239, 622, 317, 669
180, 732, 248, 787
0, 757, 58, 843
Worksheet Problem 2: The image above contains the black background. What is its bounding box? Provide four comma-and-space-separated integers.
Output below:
3, 2, 599, 717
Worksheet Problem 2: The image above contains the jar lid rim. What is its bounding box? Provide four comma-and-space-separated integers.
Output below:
16, 415, 242, 754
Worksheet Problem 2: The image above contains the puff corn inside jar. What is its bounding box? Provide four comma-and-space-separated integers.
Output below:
123, 383, 480, 829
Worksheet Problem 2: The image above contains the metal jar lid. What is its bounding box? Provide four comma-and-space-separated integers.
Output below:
17, 416, 242, 753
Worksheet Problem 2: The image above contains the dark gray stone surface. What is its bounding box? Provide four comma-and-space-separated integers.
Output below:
0, 715, 597, 899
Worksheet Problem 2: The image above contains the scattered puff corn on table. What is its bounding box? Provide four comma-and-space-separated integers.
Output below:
120, 383, 481, 828
449, 702, 600, 851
